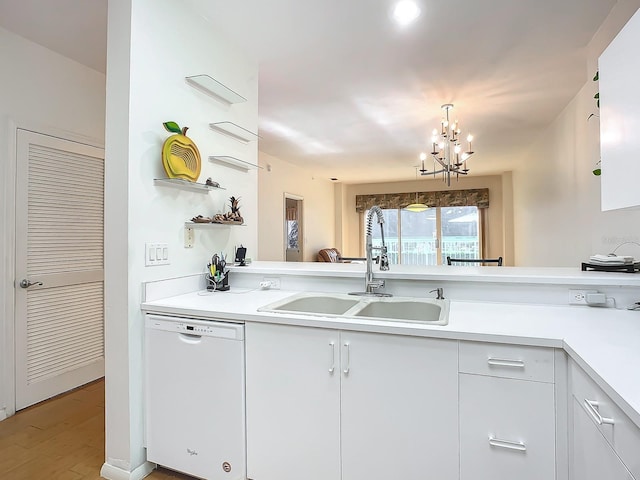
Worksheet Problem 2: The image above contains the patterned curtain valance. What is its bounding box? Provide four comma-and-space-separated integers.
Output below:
355, 188, 489, 213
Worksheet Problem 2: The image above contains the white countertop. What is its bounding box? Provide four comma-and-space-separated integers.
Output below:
142, 287, 640, 429
230, 261, 640, 286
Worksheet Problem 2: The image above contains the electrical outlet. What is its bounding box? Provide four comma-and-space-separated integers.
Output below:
569, 289, 598, 305
263, 276, 281, 289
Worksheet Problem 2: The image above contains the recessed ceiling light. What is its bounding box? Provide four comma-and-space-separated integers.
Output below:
392, 1, 421, 26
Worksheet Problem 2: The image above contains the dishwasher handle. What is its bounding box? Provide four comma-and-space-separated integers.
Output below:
179, 333, 203, 343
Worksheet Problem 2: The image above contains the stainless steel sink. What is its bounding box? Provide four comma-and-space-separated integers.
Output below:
258, 293, 361, 316
258, 293, 449, 325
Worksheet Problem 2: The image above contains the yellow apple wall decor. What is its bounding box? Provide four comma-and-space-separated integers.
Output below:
161, 121, 202, 181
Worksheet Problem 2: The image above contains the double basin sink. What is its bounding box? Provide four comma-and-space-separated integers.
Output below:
258, 292, 449, 325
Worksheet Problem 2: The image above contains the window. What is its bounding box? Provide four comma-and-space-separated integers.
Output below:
366, 206, 481, 265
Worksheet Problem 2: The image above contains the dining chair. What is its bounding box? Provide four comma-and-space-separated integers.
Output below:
446, 256, 503, 266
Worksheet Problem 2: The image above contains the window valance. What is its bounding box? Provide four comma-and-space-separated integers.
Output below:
355, 188, 489, 213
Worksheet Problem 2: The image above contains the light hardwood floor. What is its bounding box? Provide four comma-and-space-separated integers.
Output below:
0, 379, 197, 480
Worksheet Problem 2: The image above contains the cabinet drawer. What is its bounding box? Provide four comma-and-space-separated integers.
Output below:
572, 397, 635, 480
459, 341, 554, 383
459, 374, 556, 480
570, 361, 640, 480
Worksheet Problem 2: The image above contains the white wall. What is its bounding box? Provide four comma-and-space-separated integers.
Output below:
341, 175, 509, 262
513, 0, 640, 266
0, 26, 105, 419
257, 151, 335, 261
104, 0, 257, 474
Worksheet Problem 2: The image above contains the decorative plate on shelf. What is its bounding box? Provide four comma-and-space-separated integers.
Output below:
161, 121, 201, 181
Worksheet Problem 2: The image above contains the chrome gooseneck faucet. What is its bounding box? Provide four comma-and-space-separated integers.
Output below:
350, 206, 391, 296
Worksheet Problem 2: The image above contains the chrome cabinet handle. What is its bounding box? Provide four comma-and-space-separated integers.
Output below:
488, 436, 527, 452
584, 399, 615, 425
343, 342, 350, 375
19, 279, 43, 289
328, 342, 335, 374
487, 357, 525, 368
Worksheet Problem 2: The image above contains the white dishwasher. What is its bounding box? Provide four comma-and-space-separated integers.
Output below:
144, 314, 245, 480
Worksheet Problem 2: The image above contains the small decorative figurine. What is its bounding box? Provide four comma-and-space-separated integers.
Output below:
191, 215, 213, 223
205, 177, 220, 188
212, 196, 244, 224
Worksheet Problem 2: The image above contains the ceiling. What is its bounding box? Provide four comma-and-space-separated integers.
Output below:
0, 0, 618, 184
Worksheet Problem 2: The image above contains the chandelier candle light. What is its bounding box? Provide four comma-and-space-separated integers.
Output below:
419, 104, 475, 186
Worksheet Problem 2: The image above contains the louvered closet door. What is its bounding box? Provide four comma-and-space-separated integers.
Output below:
15, 129, 105, 409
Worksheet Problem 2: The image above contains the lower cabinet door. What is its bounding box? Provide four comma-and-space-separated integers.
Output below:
245, 323, 341, 480
341, 332, 458, 480
572, 397, 635, 480
459, 374, 556, 480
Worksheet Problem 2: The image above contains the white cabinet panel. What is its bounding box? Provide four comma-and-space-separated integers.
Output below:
570, 362, 640, 479
572, 397, 635, 480
341, 333, 458, 480
459, 341, 554, 383
245, 323, 341, 480
600, 8, 640, 211
460, 374, 556, 480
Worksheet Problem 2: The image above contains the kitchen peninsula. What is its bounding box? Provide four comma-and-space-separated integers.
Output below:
141, 262, 640, 480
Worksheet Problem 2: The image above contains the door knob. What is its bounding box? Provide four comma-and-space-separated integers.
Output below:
19, 279, 43, 288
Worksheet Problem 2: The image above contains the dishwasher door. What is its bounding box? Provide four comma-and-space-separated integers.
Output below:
144, 314, 245, 480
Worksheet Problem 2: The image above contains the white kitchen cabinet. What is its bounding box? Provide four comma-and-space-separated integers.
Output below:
599, 8, 640, 211
341, 331, 458, 480
459, 374, 556, 480
245, 323, 340, 480
245, 323, 458, 480
572, 397, 635, 480
459, 341, 557, 480
569, 360, 640, 480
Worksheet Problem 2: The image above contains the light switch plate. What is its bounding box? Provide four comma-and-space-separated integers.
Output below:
145, 243, 170, 266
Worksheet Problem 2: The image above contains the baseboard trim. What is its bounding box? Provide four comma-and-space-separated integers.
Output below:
0, 407, 7, 421
100, 461, 156, 480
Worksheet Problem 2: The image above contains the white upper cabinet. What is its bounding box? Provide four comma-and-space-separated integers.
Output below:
600, 8, 640, 211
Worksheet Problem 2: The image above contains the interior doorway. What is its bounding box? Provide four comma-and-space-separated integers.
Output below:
284, 193, 303, 262
14, 129, 105, 410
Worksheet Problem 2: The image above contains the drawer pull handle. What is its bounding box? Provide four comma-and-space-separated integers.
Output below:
584, 399, 615, 426
328, 342, 335, 374
343, 342, 350, 375
488, 436, 527, 452
487, 357, 525, 368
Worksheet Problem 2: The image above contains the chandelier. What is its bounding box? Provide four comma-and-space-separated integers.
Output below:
418, 103, 475, 186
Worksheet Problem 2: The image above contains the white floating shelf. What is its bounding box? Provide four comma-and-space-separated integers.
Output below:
185, 74, 246, 105
209, 155, 262, 171
154, 178, 225, 192
209, 122, 259, 144
185, 221, 246, 228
